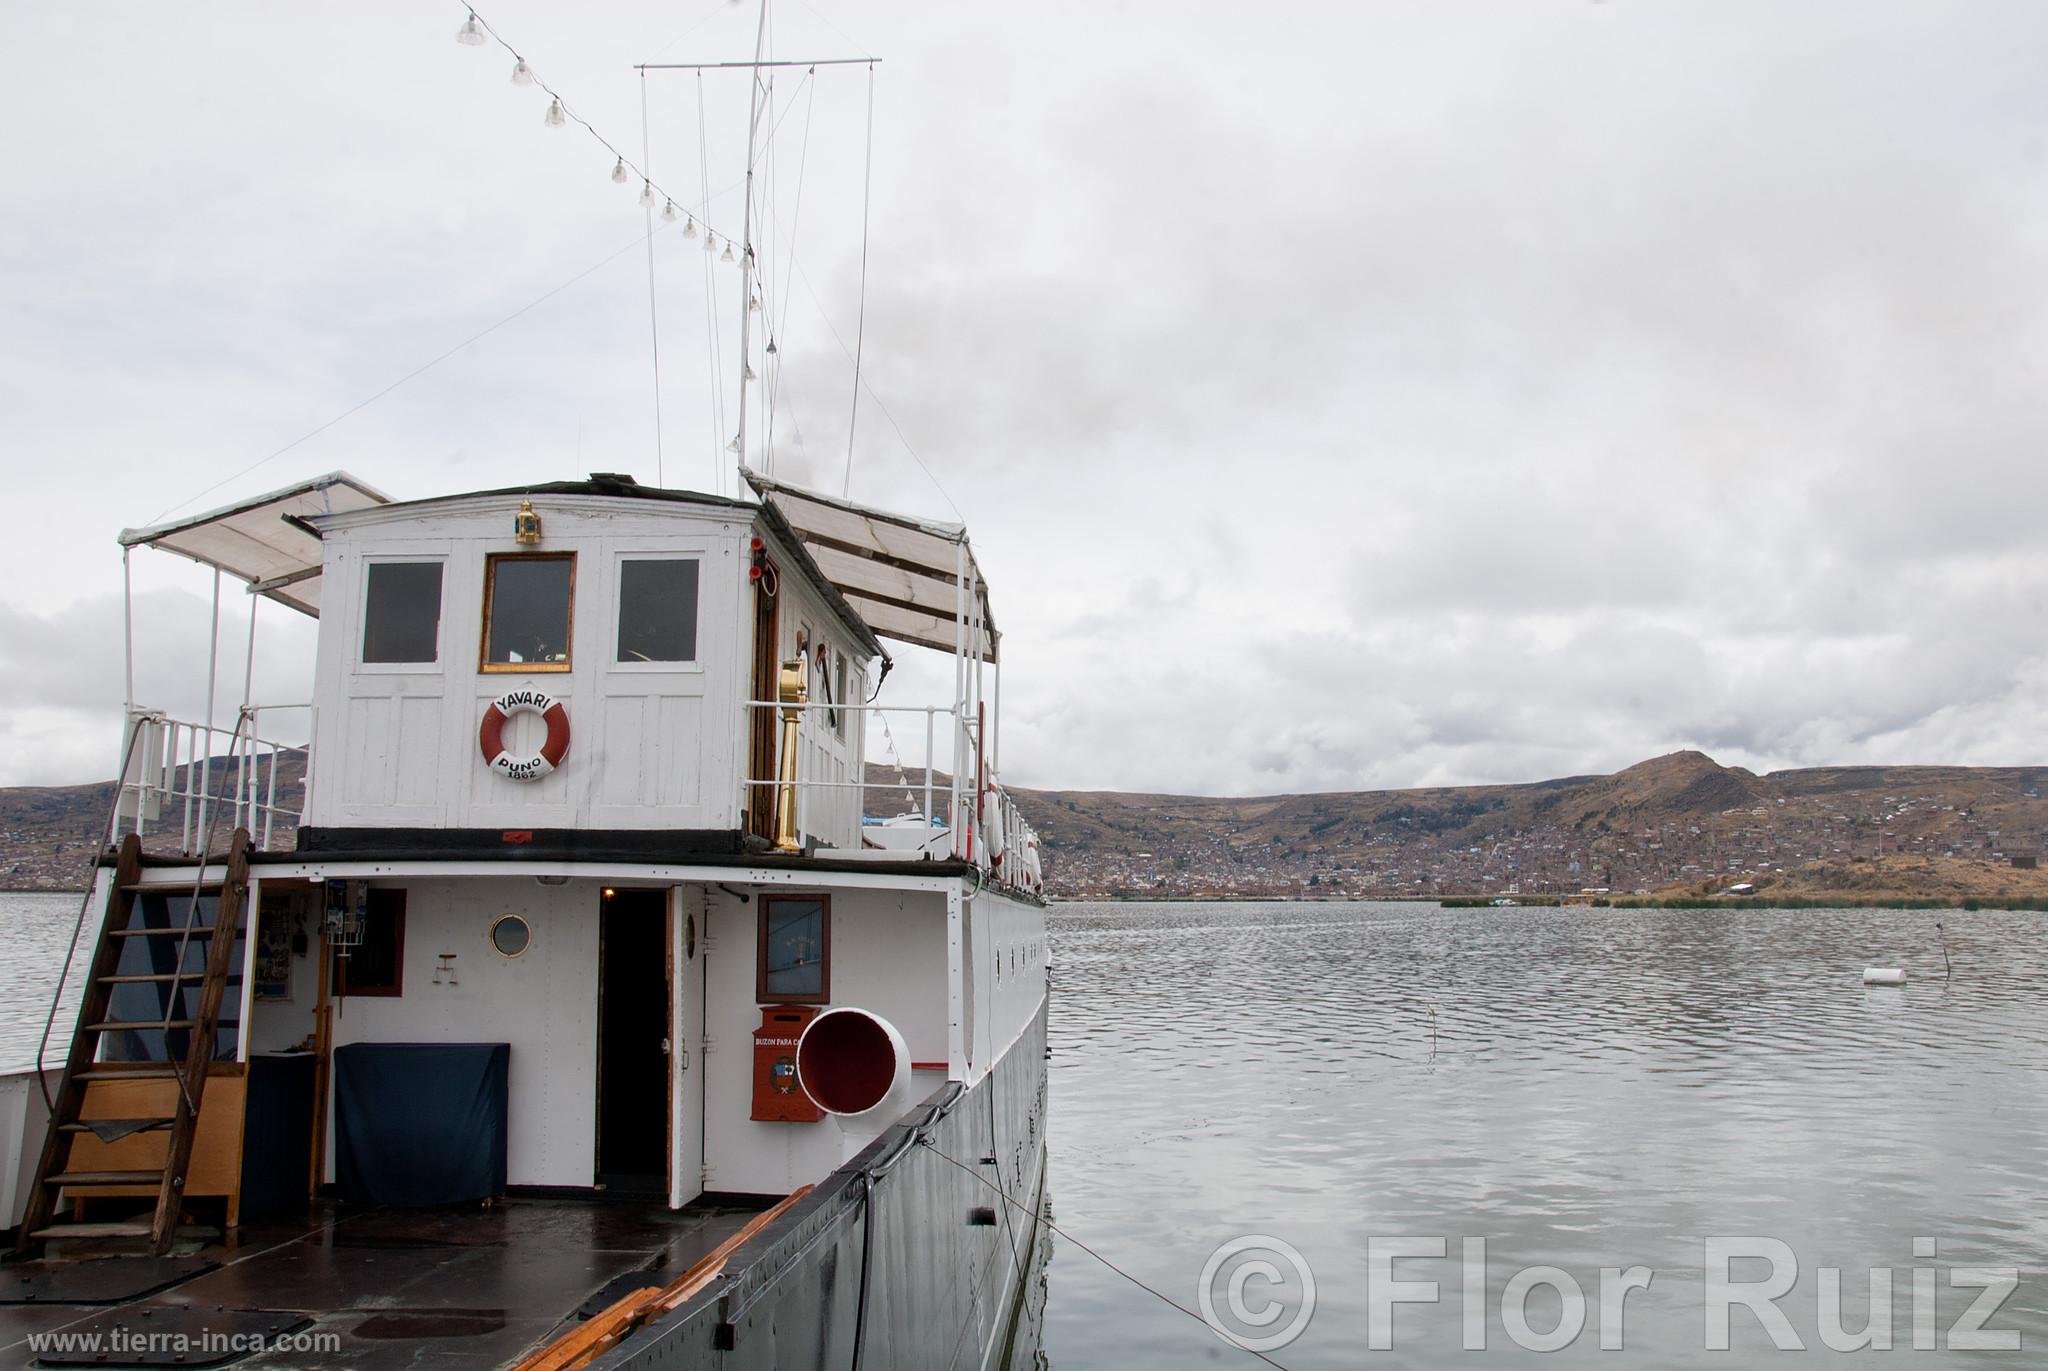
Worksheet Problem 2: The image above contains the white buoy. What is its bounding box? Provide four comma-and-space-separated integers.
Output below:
1862, 968, 1907, 986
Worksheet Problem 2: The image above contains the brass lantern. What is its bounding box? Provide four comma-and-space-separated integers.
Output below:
513, 499, 543, 545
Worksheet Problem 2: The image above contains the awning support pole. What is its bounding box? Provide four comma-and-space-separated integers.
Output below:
197, 567, 221, 847
121, 547, 134, 718
238, 593, 258, 834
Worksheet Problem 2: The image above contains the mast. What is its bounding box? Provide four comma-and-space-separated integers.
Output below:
734, 0, 769, 476
633, 28, 874, 486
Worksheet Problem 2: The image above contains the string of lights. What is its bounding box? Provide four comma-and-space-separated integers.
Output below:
454, 7, 744, 261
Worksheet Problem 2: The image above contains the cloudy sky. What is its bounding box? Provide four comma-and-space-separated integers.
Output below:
4, 2, 2047, 796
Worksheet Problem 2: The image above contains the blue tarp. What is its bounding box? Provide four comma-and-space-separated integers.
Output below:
334, 1043, 509, 1206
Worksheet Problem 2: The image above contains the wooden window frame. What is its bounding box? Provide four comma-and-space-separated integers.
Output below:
755, 893, 831, 1005
480, 551, 577, 674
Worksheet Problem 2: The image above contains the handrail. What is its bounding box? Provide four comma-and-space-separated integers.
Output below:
740, 697, 1042, 895
116, 706, 310, 853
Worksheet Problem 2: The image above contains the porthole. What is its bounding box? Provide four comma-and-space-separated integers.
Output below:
490, 913, 532, 958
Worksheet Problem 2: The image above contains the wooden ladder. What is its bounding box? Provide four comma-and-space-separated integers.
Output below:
15, 830, 252, 1256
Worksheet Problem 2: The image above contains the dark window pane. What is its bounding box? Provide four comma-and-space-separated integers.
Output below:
485, 556, 573, 666
762, 898, 826, 999
617, 559, 700, 663
362, 562, 443, 663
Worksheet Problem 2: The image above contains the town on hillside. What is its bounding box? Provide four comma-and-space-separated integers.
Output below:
8, 750, 2045, 904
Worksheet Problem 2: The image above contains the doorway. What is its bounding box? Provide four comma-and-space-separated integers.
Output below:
596, 887, 669, 1192
746, 567, 779, 838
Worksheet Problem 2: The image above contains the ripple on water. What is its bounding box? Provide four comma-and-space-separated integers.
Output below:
1045, 900, 2048, 1370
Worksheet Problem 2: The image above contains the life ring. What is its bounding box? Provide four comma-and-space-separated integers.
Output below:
981, 778, 1007, 873
479, 688, 571, 782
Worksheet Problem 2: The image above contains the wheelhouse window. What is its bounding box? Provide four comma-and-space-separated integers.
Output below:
482, 553, 574, 672
361, 561, 443, 664
616, 557, 700, 663
757, 894, 830, 1004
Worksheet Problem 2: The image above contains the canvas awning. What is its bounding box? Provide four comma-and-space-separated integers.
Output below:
745, 472, 997, 661
118, 471, 391, 617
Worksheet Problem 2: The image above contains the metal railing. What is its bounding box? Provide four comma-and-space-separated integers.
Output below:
742, 698, 1042, 894
743, 700, 962, 857
116, 704, 312, 852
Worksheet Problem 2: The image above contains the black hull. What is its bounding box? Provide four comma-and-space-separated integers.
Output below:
593, 998, 1050, 1371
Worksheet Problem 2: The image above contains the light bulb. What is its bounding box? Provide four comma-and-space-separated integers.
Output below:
611, 158, 629, 185
727, 435, 741, 454
765, 337, 777, 355
683, 217, 698, 239
639, 182, 657, 209
544, 99, 566, 128
703, 233, 717, 254
720, 241, 735, 264
748, 293, 761, 314
510, 59, 534, 86
456, 13, 486, 46
661, 200, 677, 222
744, 362, 757, 382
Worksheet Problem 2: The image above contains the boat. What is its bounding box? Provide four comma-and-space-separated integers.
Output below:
0, 467, 1050, 1370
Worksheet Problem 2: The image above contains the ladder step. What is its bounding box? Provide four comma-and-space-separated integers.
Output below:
59, 1118, 175, 1136
44, 1169, 164, 1187
29, 1222, 155, 1241
97, 972, 202, 984
84, 1021, 197, 1033
108, 926, 215, 937
74, 1067, 182, 1082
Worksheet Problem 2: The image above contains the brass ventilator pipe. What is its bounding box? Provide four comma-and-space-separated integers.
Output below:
773, 654, 809, 853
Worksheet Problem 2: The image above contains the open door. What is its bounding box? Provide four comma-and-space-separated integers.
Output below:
746, 567, 779, 838
670, 887, 706, 1208
596, 888, 669, 1193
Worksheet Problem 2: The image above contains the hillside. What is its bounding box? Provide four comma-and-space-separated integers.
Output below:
0, 754, 305, 889
1005, 751, 2048, 900
6, 751, 2044, 902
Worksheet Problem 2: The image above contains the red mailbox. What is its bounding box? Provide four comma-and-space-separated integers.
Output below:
751, 1005, 825, 1123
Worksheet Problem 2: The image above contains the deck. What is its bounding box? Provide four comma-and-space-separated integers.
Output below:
0, 1197, 761, 1369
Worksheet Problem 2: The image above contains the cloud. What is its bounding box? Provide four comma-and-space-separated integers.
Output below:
0, 592, 315, 787
7, 1, 2048, 797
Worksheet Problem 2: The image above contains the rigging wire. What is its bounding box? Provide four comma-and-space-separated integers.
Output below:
767, 71, 819, 470
460, 7, 728, 248
775, 245, 963, 520
151, 228, 672, 524
639, 69, 666, 486
760, 64, 776, 473
696, 70, 727, 494
638, 0, 748, 64
790, 0, 874, 60
842, 60, 876, 498
731, 0, 774, 478
760, 3, 777, 474
917, 1138, 1301, 1371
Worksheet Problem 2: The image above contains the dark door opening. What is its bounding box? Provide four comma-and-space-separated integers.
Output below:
597, 887, 669, 1192
746, 569, 779, 839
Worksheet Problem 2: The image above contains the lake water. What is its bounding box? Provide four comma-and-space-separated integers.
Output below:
2, 893, 2043, 1367
0, 891, 98, 1077
1040, 901, 2048, 1368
